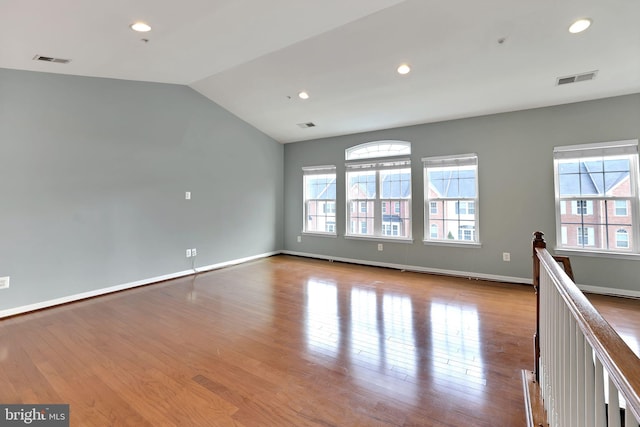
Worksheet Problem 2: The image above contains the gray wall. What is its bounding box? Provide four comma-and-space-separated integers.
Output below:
283, 94, 640, 292
0, 68, 283, 311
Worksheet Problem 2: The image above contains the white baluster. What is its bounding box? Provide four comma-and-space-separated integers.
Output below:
608, 377, 621, 427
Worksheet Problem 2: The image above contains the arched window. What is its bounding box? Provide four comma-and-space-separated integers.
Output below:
345, 141, 412, 240
616, 229, 629, 248
346, 140, 411, 160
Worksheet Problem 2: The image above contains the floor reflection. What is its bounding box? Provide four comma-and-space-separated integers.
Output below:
430, 302, 485, 391
304, 279, 488, 404
349, 287, 381, 368
305, 278, 340, 357
381, 292, 416, 378
305, 279, 419, 401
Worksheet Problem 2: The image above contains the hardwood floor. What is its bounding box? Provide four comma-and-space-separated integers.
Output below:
588, 293, 640, 358
0, 255, 637, 426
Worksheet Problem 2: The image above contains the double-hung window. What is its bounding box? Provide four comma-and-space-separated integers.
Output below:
345, 141, 412, 240
424, 154, 479, 245
554, 139, 639, 254
303, 165, 337, 235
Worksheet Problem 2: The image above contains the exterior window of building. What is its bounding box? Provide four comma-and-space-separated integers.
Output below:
615, 200, 628, 216
382, 223, 400, 236
430, 224, 438, 239
577, 227, 594, 246
572, 200, 593, 215
616, 229, 629, 248
303, 165, 337, 235
346, 141, 412, 240
423, 153, 479, 245
458, 225, 475, 241
323, 202, 336, 214
455, 201, 475, 215
554, 140, 639, 254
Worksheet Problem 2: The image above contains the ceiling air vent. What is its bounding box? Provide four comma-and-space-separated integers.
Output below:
297, 122, 316, 129
556, 71, 597, 86
33, 55, 71, 64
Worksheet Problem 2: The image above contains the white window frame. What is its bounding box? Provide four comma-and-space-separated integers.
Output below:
554, 139, 640, 257
345, 141, 412, 241
303, 165, 337, 236
423, 153, 480, 246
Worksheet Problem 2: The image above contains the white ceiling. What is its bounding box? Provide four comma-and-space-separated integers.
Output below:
2, 0, 639, 143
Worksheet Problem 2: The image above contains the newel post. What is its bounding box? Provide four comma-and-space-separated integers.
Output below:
532, 231, 546, 382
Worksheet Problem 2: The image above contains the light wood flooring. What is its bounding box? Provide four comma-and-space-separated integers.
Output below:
1, 255, 638, 426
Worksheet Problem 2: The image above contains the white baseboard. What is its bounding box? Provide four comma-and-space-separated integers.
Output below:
194, 251, 279, 274
0, 251, 279, 319
281, 250, 640, 299
3, 250, 636, 319
577, 284, 640, 299
281, 250, 533, 285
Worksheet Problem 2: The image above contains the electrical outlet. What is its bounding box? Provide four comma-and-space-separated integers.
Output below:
186, 249, 192, 258
192, 248, 197, 257
297, 236, 301, 243
0, 276, 9, 289
378, 243, 383, 251
185, 191, 191, 200
503, 252, 511, 262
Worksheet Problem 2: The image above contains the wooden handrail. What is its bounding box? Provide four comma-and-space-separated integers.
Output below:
532, 231, 545, 382
534, 240, 640, 422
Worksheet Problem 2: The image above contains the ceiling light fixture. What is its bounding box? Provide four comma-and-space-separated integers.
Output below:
397, 64, 411, 75
130, 22, 152, 32
298, 91, 310, 100
569, 18, 591, 34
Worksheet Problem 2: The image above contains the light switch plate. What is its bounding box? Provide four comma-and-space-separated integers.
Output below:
0, 277, 10, 289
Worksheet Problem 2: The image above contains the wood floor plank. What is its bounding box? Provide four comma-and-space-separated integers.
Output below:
1, 255, 638, 426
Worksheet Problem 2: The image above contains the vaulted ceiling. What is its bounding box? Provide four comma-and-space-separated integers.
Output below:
2, 0, 639, 143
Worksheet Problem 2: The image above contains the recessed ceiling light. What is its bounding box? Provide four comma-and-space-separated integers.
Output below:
397, 64, 411, 75
569, 18, 591, 34
298, 91, 310, 100
130, 22, 151, 32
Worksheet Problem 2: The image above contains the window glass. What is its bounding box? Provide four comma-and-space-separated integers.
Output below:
346, 142, 412, 240
303, 166, 337, 235
554, 140, 639, 254
423, 154, 479, 244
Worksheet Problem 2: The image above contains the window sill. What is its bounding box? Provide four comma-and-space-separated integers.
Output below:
554, 248, 640, 260
344, 235, 414, 244
423, 240, 482, 248
302, 232, 338, 238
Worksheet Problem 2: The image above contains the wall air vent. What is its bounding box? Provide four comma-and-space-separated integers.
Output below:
297, 122, 316, 129
33, 55, 71, 64
556, 71, 597, 86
